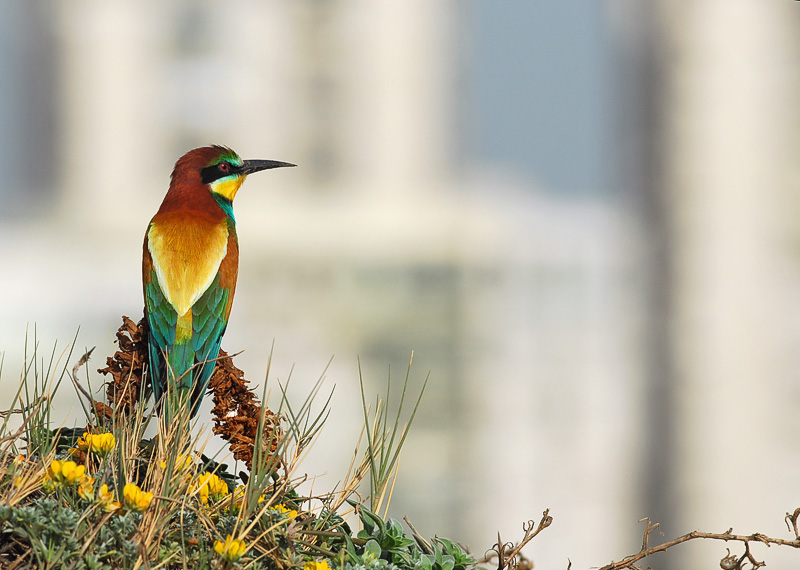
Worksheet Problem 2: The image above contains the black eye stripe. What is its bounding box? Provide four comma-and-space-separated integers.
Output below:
200, 162, 239, 184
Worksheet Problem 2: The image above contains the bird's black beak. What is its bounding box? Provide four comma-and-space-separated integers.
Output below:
241, 159, 296, 175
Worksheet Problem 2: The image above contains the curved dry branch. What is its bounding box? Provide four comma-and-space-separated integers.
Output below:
485, 510, 800, 570
482, 510, 553, 570
599, 516, 800, 570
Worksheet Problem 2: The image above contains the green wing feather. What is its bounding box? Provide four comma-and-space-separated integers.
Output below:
144, 263, 231, 420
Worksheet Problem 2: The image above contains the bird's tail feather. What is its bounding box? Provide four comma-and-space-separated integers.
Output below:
150, 342, 220, 423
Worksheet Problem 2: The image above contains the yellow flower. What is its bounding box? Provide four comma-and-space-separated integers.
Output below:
305, 561, 331, 570
270, 503, 298, 519
77, 432, 116, 457
98, 484, 121, 513
47, 460, 86, 487
77, 476, 95, 500
98, 483, 114, 501
76, 433, 91, 452
214, 535, 247, 562
12, 454, 25, 467
123, 482, 153, 512
190, 472, 228, 505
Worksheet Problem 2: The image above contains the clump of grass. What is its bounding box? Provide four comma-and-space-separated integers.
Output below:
0, 322, 477, 570
358, 354, 428, 517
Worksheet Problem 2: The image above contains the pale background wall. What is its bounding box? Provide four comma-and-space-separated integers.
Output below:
1, 2, 799, 569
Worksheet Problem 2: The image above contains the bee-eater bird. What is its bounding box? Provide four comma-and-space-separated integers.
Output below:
143, 145, 294, 421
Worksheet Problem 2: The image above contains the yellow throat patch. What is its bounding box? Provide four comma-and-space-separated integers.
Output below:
210, 175, 246, 202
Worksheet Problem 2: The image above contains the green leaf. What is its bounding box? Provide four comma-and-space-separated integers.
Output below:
365, 539, 383, 560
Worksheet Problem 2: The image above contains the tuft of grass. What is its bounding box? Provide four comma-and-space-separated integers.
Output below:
0, 330, 472, 570
358, 352, 428, 517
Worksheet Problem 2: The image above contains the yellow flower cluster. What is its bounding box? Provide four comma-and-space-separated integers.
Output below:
76, 432, 116, 457
191, 472, 229, 505
123, 482, 154, 512
40, 448, 152, 514
270, 503, 298, 519
45, 460, 87, 488
305, 561, 331, 570
214, 535, 247, 562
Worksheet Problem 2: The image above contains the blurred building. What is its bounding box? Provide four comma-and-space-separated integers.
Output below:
0, 2, 799, 569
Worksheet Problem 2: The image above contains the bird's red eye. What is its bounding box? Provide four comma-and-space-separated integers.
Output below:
219, 162, 229, 173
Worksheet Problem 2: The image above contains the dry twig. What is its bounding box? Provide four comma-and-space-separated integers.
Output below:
482, 510, 552, 570
599, 516, 800, 570
482, 510, 800, 570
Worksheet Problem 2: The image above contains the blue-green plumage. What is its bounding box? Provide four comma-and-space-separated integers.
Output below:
145, 270, 230, 417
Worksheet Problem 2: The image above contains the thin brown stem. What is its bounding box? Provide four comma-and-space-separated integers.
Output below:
599, 524, 800, 570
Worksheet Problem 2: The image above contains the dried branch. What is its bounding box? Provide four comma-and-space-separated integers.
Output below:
484, 509, 800, 570
599, 517, 800, 570
482, 510, 552, 570
785, 508, 800, 540
69, 347, 95, 403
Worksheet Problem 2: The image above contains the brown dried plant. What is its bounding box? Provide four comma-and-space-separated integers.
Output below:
208, 349, 281, 470
97, 315, 146, 415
